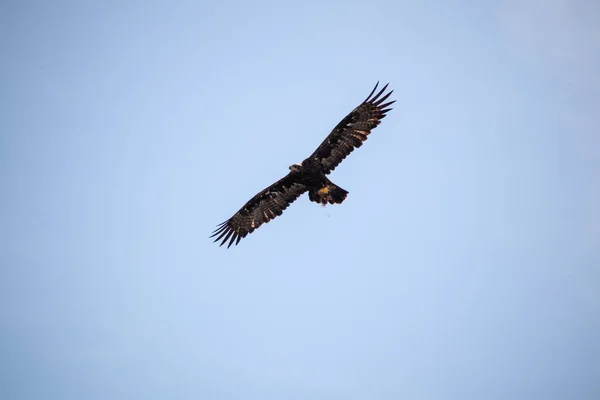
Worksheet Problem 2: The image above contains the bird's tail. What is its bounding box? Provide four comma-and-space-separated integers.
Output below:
309, 183, 348, 205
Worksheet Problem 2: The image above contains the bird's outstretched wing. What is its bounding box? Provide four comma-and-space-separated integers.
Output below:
310, 82, 395, 174
210, 174, 308, 248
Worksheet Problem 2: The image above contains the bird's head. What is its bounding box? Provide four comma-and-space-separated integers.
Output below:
289, 163, 303, 173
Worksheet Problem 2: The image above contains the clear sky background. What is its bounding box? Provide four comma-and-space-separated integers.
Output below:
1, 1, 599, 399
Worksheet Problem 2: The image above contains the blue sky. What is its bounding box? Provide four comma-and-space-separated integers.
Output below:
1, 1, 599, 399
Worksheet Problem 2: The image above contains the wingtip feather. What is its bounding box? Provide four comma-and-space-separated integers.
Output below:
363, 82, 380, 103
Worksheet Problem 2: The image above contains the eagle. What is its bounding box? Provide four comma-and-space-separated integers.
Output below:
211, 82, 395, 248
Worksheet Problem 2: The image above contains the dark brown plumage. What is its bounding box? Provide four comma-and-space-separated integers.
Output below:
211, 82, 395, 248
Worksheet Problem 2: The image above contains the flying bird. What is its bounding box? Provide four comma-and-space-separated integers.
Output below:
211, 82, 395, 248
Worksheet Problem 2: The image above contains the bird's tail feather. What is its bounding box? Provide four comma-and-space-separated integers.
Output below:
308, 184, 348, 205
